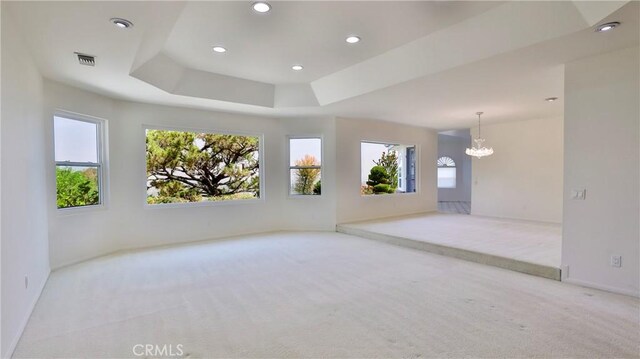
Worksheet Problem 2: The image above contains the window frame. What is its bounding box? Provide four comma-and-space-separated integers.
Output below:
53, 110, 109, 212
287, 135, 323, 198
360, 140, 419, 197
437, 156, 457, 189
143, 124, 265, 209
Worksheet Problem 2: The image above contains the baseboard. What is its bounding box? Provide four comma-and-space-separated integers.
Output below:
563, 277, 640, 298
3, 269, 50, 359
469, 211, 562, 226
52, 229, 304, 271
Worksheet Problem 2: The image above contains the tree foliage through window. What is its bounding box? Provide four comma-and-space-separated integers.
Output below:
146, 130, 260, 204
56, 167, 99, 208
293, 155, 320, 195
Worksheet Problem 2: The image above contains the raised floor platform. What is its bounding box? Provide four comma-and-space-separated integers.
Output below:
337, 213, 562, 280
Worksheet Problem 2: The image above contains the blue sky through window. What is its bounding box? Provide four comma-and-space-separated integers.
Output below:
54, 116, 98, 163
290, 138, 321, 166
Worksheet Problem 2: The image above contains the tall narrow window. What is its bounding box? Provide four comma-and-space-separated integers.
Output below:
437, 156, 456, 188
289, 138, 321, 196
54, 115, 104, 209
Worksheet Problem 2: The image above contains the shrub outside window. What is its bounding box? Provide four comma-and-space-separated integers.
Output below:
54, 114, 105, 209
289, 137, 321, 196
361, 141, 416, 195
145, 128, 261, 205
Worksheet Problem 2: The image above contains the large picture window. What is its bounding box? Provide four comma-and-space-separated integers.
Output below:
54, 115, 105, 209
289, 137, 321, 196
361, 141, 416, 195
146, 128, 261, 205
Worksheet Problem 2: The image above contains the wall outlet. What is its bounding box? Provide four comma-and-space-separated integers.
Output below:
611, 255, 622, 268
25, 275, 29, 289
571, 189, 586, 200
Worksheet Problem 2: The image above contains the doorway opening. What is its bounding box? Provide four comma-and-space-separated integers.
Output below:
437, 130, 472, 214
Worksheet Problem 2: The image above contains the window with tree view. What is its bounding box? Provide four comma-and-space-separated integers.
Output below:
54, 115, 103, 209
361, 141, 416, 195
146, 129, 260, 205
289, 138, 321, 196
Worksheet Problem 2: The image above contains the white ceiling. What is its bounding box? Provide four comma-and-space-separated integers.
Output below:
4, 1, 639, 130
163, 1, 502, 84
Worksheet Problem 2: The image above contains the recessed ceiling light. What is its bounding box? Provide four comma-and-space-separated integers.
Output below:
291, 65, 304, 71
595, 22, 620, 32
212, 46, 227, 53
346, 36, 361, 44
252, 2, 271, 13
110, 18, 133, 29
545, 97, 558, 102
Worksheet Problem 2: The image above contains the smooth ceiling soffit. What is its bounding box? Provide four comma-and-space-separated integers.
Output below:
130, 1, 629, 109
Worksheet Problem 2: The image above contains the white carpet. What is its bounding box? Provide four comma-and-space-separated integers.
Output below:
338, 213, 561, 268
14, 232, 639, 358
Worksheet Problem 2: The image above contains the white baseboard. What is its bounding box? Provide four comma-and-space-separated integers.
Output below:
3, 270, 50, 359
563, 277, 639, 298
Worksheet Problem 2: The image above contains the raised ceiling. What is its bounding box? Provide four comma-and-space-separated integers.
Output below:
163, 1, 503, 84
4, 1, 639, 129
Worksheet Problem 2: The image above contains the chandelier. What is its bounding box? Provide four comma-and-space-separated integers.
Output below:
466, 112, 494, 159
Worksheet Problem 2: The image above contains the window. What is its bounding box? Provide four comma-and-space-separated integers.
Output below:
437, 156, 456, 188
54, 115, 105, 209
289, 137, 321, 196
146, 128, 261, 205
361, 141, 416, 195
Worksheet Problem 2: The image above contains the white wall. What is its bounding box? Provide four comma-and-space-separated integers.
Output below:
280, 118, 337, 231
471, 116, 564, 223
437, 134, 472, 202
336, 117, 438, 223
562, 46, 639, 297
43, 84, 439, 265
1, 9, 50, 358
44, 81, 338, 268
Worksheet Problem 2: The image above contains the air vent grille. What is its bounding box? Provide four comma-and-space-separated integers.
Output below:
75, 52, 95, 66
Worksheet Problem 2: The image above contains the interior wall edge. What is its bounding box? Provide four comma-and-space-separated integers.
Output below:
1, 4, 50, 357
3, 270, 50, 359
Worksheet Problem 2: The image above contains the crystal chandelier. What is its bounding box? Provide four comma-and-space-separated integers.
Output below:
466, 112, 494, 159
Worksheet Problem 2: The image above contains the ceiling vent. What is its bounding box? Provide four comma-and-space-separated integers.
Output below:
75, 52, 95, 66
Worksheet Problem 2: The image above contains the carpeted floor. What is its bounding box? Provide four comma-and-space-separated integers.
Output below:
338, 213, 561, 268
14, 232, 639, 358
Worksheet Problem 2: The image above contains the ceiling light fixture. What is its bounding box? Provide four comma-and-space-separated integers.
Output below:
212, 46, 227, 53
466, 112, 494, 159
291, 65, 304, 71
346, 36, 361, 44
110, 18, 133, 29
252, 2, 271, 13
545, 97, 558, 102
595, 22, 620, 32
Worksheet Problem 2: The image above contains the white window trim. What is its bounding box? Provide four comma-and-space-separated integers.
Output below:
360, 140, 419, 197
287, 135, 323, 198
142, 124, 265, 209
54, 110, 109, 214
